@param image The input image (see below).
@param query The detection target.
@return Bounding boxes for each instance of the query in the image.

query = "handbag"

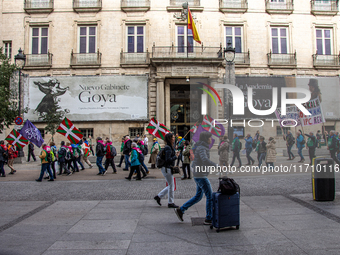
[218,177,240,195]
[171,166,180,175]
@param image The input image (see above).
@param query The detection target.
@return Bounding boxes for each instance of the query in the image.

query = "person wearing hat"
[148,138,160,168]
[308,78,322,102]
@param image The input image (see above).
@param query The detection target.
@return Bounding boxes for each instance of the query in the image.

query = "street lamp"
[14,48,26,159]
[14,48,26,117]
[223,40,235,143]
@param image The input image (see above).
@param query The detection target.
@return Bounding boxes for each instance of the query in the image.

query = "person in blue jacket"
[296,130,305,163]
[125,142,142,181]
[244,134,255,165]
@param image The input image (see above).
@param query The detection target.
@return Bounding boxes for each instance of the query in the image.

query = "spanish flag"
[188,7,201,44]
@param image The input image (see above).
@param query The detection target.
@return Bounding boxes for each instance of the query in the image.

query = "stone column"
[156,77,165,124]
[165,81,171,129]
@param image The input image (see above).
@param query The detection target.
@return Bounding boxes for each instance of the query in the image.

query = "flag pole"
[186,2,189,59]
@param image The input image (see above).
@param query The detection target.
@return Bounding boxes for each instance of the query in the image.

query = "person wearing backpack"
[122,136,132,171]
[148,138,160,169]
[230,133,242,168]
[305,132,317,165]
[36,144,54,182]
[137,138,149,175]
[182,140,192,180]
[104,140,117,174]
[27,142,36,162]
[245,134,255,165]
[125,142,142,180]
[325,131,340,165]
[284,130,295,161]
[174,131,217,225]
[0,140,7,177]
[218,135,229,168]
[258,136,267,168]
[96,137,106,175]
[65,142,74,173]
[58,141,72,176]
[154,133,180,208]
[296,130,305,163]
[265,137,276,169]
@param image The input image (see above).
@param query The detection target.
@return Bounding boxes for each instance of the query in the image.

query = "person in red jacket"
[7,143,17,175]
[105,140,117,173]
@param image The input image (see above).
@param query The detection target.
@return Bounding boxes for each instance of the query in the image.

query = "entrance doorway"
[170,84,202,139]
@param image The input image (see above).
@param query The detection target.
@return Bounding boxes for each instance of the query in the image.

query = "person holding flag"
[81,137,93,168]
[148,138,160,169]
[36,144,54,182]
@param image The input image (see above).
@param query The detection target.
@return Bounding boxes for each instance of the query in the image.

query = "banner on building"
[24,75,148,122]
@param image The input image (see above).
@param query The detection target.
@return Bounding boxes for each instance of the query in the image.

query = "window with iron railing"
[129,128,144,138]
[170,0,200,6]
[220,0,248,9]
[311,0,338,13]
[25,0,53,9]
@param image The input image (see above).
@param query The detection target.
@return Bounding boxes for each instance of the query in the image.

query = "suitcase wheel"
[236,225,239,230]
[216,228,220,233]
[210,225,213,230]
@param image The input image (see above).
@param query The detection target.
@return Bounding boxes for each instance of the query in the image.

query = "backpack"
[140,145,147,155]
[138,151,144,163]
[65,148,72,161]
[156,147,167,168]
[50,150,55,162]
[110,145,117,157]
[51,147,57,161]
[44,150,52,163]
[252,140,257,149]
[218,177,240,195]
[73,147,80,158]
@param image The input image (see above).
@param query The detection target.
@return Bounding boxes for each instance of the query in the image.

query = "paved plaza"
[1,150,340,254]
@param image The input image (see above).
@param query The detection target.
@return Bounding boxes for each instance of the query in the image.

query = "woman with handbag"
[154,133,179,208]
[174,131,217,225]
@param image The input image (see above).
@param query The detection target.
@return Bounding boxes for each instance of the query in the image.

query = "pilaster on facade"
[156,77,165,124]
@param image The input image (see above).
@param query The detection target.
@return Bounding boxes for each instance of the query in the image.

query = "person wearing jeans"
[174,131,217,225]
[244,134,255,165]
[284,131,295,160]
[36,144,54,182]
[154,133,179,208]
[96,137,106,175]
[123,136,132,170]
[258,136,267,168]
[296,131,305,163]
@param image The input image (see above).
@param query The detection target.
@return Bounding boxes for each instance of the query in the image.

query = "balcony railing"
[219,0,248,13]
[70,50,102,68]
[25,53,53,69]
[311,0,338,15]
[121,0,150,11]
[313,54,340,68]
[120,52,150,66]
[24,0,54,14]
[235,51,250,66]
[73,0,102,12]
[152,45,223,59]
[267,51,297,68]
[266,0,294,14]
[170,0,200,6]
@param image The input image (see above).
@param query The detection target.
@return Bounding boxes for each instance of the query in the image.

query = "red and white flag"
[201,115,225,137]
[189,122,198,134]
[146,118,170,140]
[57,117,83,144]
[5,129,29,148]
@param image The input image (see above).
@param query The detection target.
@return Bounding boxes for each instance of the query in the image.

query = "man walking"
[117,137,126,168]
[244,134,255,165]
[284,130,295,160]
[27,142,36,162]
[36,144,54,182]
[305,132,317,164]
[123,136,132,171]
[88,135,94,156]
[325,131,340,165]
[96,137,106,175]
[258,136,267,168]
[230,134,242,168]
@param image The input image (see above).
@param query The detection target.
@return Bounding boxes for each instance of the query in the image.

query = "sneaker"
[154,196,161,206]
[67,172,72,176]
[125,177,131,181]
[204,219,212,225]
[13,170,16,173]
[35,179,42,182]
[48,179,54,182]
[89,165,93,169]
[96,172,102,175]
[174,208,184,222]
[168,203,179,208]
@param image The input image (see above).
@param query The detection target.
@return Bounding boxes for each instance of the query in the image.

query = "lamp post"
[14,48,26,158]
[14,48,26,117]
[224,40,235,143]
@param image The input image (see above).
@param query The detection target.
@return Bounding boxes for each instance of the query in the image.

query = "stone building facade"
[1,0,340,147]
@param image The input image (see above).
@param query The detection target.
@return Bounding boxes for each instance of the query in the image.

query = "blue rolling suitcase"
[210,192,240,232]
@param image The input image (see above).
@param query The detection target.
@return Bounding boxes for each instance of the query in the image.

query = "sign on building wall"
[234,76,340,120]
[24,75,148,122]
